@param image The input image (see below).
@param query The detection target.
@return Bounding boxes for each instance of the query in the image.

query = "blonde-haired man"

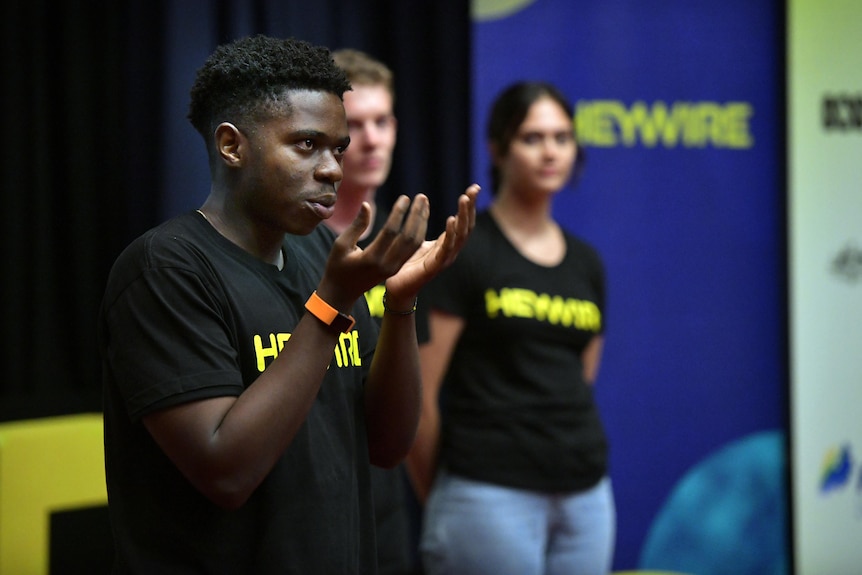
[330,48,423,575]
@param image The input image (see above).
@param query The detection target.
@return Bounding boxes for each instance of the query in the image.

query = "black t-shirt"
[99,212,379,574]
[429,210,609,493]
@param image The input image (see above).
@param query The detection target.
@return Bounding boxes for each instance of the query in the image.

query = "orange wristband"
[305,291,356,333]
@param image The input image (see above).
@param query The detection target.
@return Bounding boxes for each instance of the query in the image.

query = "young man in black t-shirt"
[99,35,478,574]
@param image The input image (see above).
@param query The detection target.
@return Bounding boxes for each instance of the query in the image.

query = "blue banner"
[473,1,786,572]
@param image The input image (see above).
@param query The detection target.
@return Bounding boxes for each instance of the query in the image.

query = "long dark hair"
[485,81,584,195]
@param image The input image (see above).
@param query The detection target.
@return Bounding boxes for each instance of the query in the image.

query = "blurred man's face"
[341,84,397,191]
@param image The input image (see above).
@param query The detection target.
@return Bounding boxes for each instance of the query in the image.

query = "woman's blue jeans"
[420,471,615,575]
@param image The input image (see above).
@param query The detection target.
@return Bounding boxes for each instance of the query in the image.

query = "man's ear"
[214,122,244,167]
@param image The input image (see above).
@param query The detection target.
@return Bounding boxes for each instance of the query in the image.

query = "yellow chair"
[0,413,108,575]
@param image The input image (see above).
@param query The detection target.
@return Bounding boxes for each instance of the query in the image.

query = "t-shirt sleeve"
[102,245,244,420]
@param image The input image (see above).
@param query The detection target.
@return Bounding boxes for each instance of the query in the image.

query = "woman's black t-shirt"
[429,210,609,493]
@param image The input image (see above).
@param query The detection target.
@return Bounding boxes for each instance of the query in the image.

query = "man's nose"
[359,122,381,146]
[317,150,343,183]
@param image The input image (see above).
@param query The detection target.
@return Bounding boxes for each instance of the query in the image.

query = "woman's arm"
[581,334,605,385]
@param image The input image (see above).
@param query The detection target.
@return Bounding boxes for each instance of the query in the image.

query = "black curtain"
[1,1,130,420]
[1,0,470,422]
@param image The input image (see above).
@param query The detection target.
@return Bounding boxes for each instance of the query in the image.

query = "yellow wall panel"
[0,414,107,575]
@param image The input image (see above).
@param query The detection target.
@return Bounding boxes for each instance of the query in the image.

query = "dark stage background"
[1,0,471,422]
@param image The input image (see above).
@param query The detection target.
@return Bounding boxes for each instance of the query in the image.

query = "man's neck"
[327,185,377,236]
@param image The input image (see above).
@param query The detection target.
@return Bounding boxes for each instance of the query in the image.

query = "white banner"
[789,0,862,572]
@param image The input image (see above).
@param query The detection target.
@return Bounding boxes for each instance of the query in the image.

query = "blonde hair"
[331,48,395,102]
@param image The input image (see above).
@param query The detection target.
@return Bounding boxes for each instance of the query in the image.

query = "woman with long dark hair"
[410,81,615,575]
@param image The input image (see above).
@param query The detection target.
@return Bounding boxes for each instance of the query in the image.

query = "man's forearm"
[364,314,422,467]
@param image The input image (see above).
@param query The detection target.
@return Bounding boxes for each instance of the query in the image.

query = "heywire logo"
[575,100,754,149]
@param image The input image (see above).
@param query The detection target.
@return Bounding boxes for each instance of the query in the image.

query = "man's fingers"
[367,194,428,263]
[371,195,411,250]
[431,184,480,268]
[463,184,480,229]
[449,184,480,249]
[337,201,372,249]
[458,184,480,231]
[399,194,429,244]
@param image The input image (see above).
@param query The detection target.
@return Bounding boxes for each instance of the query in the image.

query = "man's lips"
[307,195,336,219]
[353,155,384,171]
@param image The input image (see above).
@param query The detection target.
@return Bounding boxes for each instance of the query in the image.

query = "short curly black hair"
[187,35,351,140]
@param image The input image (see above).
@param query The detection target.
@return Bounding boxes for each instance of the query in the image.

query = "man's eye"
[302,139,315,149]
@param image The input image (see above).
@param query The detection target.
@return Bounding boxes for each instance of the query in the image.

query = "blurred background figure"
[410,81,615,575]
[330,48,427,575]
